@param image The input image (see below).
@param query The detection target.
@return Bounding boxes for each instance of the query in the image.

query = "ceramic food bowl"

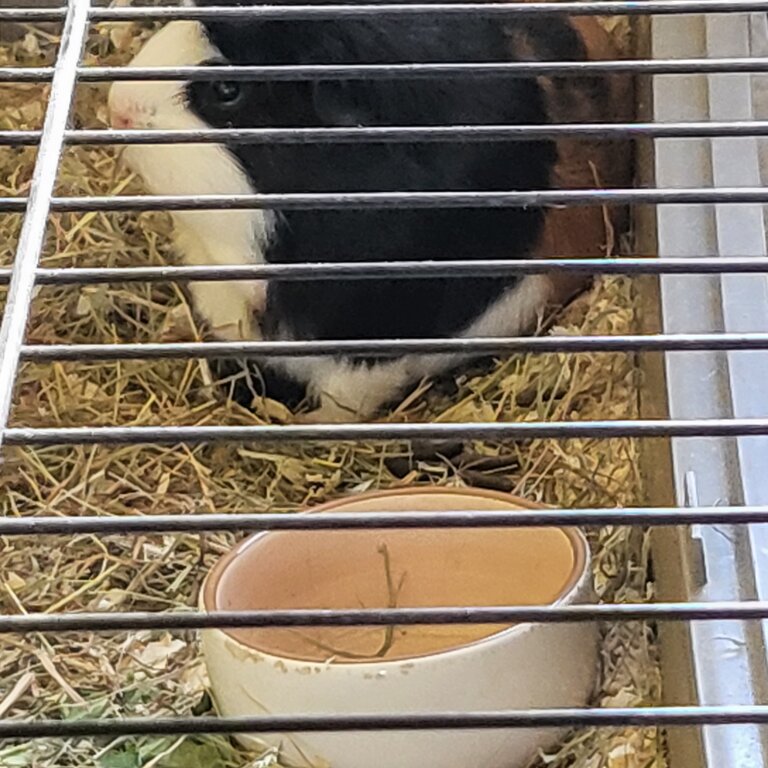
[200,487,598,768]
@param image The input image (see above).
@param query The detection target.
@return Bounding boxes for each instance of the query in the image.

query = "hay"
[0,19,664,768]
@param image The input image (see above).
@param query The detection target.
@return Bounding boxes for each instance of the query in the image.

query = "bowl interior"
[204,489,587,663]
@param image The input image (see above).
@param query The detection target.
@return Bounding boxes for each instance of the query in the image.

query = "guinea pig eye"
[211,81,242,106]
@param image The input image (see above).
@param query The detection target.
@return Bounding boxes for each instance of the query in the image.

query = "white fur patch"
[279,274,555,421]
[108,21,271,339]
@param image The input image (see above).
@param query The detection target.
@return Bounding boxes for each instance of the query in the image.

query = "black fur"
[186,6,586,407]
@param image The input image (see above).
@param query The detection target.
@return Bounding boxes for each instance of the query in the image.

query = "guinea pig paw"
[250,281,268,318]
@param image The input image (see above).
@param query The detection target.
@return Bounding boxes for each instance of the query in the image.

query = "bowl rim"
[200,487,592,666]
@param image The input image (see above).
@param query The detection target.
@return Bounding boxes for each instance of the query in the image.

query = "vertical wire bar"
[0,0,91,450]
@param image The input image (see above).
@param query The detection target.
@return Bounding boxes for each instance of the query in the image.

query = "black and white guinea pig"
[108,4,627,422]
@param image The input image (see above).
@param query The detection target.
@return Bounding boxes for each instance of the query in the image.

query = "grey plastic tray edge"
[654,10,768,768]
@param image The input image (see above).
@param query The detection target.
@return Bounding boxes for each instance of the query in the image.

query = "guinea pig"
[108,4,632,422]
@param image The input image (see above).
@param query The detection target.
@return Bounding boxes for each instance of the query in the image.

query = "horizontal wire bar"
[8,121,768,146]
[20,333,768,362]
[81,0,768,21]
[6,706,768,739]
[3,257,768,286]
[6,188,768,213]
[5,0,768,24]
[7,602,768,634]
[1,505,768,536]
[8,419,768,446]
[8,0,768,25]
[8,58,768,84]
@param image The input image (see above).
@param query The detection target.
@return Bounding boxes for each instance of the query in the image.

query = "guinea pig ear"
[311,80,373,127]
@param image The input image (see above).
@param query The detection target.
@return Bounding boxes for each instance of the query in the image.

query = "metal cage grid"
[2,0,768,762]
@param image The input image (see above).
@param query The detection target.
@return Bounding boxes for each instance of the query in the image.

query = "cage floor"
[0,19,663,768]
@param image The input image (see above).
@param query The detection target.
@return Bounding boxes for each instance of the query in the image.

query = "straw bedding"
[0,16,665,768]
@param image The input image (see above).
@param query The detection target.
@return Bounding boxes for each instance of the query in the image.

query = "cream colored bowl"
[200,488,598,768]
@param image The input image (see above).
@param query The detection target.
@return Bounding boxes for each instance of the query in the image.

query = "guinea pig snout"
[110,110,134,130]
[107,94,153,130]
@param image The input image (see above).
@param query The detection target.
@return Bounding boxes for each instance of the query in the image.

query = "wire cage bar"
[4,0,768,22]
[11,120,768,145]
[3,256,768,285]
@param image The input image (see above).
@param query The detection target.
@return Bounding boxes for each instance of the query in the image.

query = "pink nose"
[110,111,134,129]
